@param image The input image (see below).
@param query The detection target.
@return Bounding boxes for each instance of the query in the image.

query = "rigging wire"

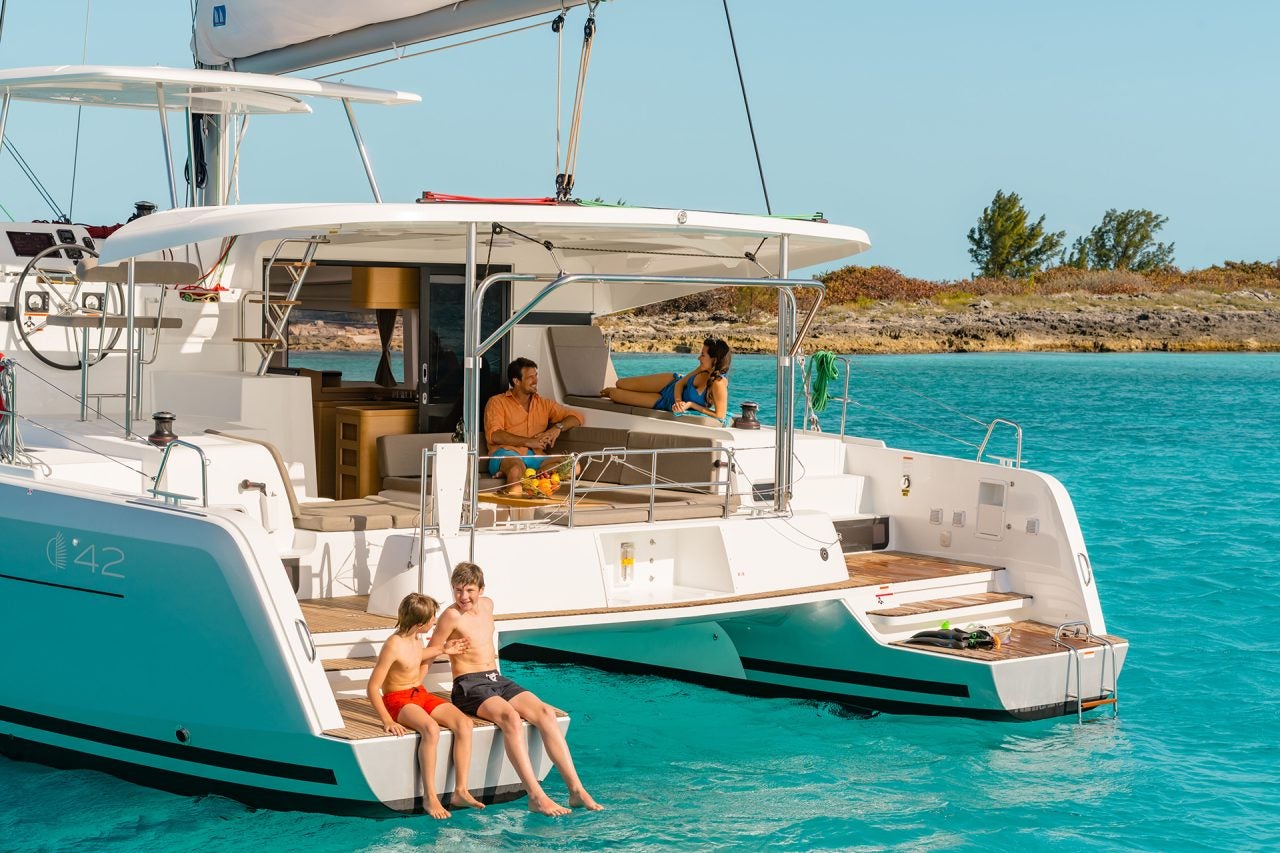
[852,363,990,428]
[68,0,94,221]
[2,138,67,220]
[556,1,599,201]
[721,0,771,215]
[6,362,158,476]
[553,5,566,180]
[314,18,551,80]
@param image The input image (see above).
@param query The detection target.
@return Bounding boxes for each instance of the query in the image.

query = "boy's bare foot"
[528,792,571,817]
[569,788,604,811]
[425,797,451,820]
[450,789,486,810]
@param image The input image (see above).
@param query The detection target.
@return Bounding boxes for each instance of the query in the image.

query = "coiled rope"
[808,350,840,413]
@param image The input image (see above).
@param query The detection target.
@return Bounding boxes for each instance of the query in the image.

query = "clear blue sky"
[2,0,1276,280]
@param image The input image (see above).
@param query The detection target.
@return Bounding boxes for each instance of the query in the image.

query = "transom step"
[322,654,447,672]
[867,591,1031,622]
[889,619,1123,662]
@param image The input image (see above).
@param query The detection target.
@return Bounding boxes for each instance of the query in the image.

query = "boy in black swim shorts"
[432,562,603,816]
[451,669,527,716]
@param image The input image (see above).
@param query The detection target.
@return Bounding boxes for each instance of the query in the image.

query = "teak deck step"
[867,591,1031,619]
[300,595,396,634]
[323,696,569,740]
[245,295,302,305]
[323,654,448,672]
[324,696,492,740]
[846,551,1004,586]
[889,619,1125,662]
[232,337,283,345]
[322,656,378,672]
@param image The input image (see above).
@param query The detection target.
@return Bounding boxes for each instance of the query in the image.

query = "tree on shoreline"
[1064,208,1175,271]
[967,190,1065,278]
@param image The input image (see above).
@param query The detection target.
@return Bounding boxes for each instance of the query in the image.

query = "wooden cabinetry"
[333,404,417,499]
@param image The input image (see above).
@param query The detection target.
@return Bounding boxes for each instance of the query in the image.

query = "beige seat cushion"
[377,432,455,479]
[548,326,617,397]
[564,394,724,427]
[553,425,631,483]
[620,431,718,493]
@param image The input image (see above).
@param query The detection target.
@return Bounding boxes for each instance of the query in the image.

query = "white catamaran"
[0,1,1126,815]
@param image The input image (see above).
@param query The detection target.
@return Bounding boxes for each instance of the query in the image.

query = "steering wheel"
[13,244,124,371]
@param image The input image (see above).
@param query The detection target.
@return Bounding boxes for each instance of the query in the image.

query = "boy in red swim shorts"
[367,592,485,818]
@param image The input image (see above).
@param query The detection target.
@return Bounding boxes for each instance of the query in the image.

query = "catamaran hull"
[498,599,1127,722]
[0,477,552,813]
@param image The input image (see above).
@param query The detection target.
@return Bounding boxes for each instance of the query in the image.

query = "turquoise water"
[4,352,1279,851]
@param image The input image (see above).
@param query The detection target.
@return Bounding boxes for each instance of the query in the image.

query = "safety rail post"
[0,356,16,463]
[977,418,1023,468]
[148,439,209,508]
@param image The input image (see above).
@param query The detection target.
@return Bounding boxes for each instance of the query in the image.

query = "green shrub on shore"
[629,259,1280,319]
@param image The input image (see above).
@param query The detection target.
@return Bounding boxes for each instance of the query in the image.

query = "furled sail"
[193,0,589,74]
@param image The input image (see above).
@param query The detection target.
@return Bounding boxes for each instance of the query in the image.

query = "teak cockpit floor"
[323,696,569,740]
[846,551,1004,586]
[498,551,1010,622]
[300,595,394,634]
[890,619,1126,662]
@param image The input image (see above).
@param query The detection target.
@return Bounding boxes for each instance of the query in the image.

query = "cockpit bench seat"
[206,429,428,532]
[562,394,725,427]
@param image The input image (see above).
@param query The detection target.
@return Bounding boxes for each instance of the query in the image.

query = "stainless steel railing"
[565,446,738,526]
[0,355,17,463]
[413,443,738,536]
[801,354,1024,468]
[149,439,210,507]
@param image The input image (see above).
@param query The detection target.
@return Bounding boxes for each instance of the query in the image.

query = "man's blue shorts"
[488,447,547,477]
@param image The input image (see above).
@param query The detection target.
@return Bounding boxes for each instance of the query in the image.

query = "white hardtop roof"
[97,203,871,276]
[0,65,420,114]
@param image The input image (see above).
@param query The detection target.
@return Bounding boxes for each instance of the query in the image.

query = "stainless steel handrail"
[977,418,1023,468]
[565,446,738,526]
[0,355,16,463]
[802,353,854,437]
[149,439,210,507]
[1053,620,1119,723]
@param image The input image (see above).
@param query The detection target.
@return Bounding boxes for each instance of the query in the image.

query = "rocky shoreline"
[283,290,1280,355]
[599,290,1280,354]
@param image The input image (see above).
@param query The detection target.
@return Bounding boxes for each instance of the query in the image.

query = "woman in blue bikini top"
[601,338,732,421]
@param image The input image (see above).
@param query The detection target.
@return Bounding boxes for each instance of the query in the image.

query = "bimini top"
[0,65,420,114]
[96,202,871,279]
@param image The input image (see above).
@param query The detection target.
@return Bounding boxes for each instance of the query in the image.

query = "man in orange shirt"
[484,357,583,493]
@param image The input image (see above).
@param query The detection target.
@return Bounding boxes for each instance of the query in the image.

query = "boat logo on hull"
[46,531,67,570]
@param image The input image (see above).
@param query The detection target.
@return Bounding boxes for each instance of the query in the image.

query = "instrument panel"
[1,222,96,269]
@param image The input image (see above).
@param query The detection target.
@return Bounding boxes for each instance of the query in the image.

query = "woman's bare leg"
[602,387,662,408]
[616,372,675,393]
